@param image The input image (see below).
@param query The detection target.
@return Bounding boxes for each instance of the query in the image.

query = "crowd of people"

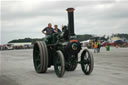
[88,40,101,53]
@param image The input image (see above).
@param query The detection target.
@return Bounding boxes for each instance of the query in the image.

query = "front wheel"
[81,49,94,75]
[54,50,65,77]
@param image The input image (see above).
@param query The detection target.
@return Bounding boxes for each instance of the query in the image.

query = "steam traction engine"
[33,8,94,77]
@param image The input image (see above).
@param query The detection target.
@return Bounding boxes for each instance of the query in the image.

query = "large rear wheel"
[54,50,65,77]
[81,49,94,75]
[33,41,48,73]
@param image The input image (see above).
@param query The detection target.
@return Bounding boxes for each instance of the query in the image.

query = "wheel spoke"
[35,50,39,54]
[35,58,40,62]
[83,60,89,64]
[85,64,89,72]
[37,64,41,70]
[56,58,61,66]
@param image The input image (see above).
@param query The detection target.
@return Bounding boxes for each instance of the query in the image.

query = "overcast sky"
[1,0,128,44]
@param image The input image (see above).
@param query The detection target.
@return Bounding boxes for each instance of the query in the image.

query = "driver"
[42,23,54,36]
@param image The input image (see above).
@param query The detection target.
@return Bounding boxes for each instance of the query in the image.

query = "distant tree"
[111,33,128,39]
[77,34,93,41]
[8,37,33,43]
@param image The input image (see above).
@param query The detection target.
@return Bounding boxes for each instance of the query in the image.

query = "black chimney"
[66,8,75,37]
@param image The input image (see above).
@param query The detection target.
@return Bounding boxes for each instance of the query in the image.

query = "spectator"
[94,42,98,53]
[97,40,101,53]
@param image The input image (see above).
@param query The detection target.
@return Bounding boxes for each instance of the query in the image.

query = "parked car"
[0,45,6,50]
[111,40,124,46]
[5,44,14,50]
[101,41,111,46]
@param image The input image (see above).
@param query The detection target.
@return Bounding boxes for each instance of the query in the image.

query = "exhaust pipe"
[66,8,75,37]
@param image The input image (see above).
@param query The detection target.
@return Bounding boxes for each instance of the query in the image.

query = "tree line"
[111,33,128,39]
[8,33,128,43]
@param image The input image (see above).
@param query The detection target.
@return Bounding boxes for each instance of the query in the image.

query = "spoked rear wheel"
[54,50,65,77]
[33,41,48,73]
[81,49,94,75]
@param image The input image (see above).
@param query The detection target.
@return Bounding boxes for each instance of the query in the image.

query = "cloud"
[1,0,128,44]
